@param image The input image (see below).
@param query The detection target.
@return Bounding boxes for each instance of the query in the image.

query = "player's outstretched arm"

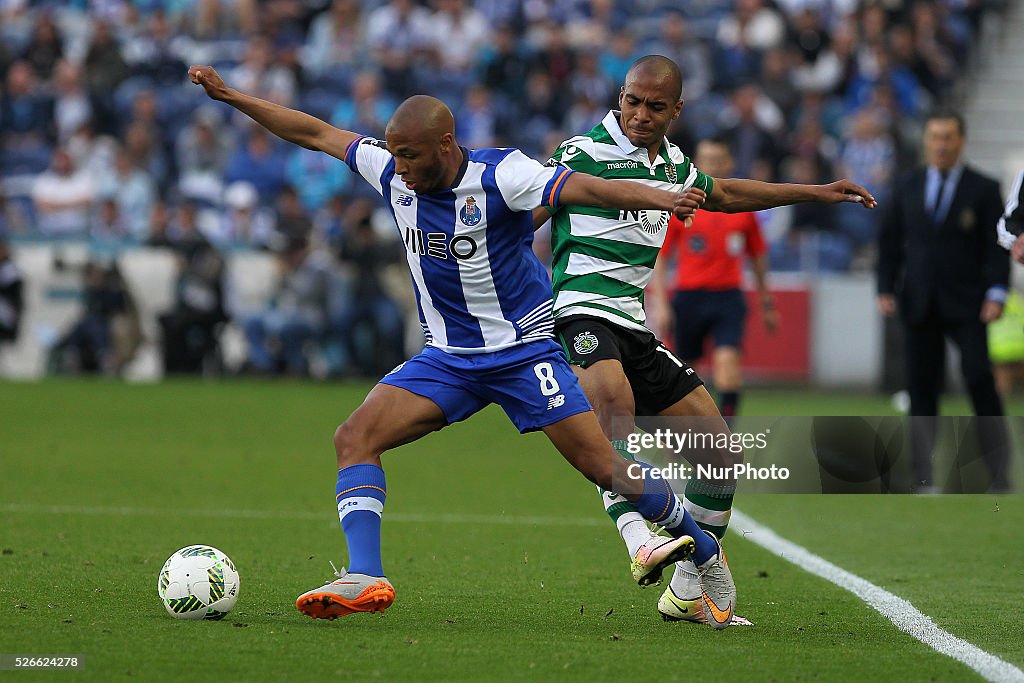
[556,172,705,220]
[704,178,877,213]
[188,65,360,161]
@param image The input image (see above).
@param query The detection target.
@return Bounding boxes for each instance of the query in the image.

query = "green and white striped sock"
[601,439,652,558]
[683,477,736,539]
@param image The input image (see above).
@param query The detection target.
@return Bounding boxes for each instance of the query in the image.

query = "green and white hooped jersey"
[547,110,713,332]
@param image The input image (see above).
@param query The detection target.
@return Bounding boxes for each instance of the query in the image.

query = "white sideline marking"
[731,509,1024,683]
[0,502,605,528]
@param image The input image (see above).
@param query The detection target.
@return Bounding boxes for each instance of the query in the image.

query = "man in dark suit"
[877,110,1011,492]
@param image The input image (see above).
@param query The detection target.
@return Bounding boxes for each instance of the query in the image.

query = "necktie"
[931,171,950,223]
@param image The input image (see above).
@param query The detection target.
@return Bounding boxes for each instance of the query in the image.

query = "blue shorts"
[379,340,592,433]
[672,289,747,361]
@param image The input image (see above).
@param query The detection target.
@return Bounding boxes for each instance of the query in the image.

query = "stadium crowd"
[0,0,1000,376]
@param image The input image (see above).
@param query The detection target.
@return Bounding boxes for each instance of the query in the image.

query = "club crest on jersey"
[460,196,482,226]
[666,162,679,184]
[573,331,599,355]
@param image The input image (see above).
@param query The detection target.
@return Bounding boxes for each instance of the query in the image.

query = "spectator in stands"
[598,31,638,86]
[480,23,531,105]
[21,11,64,83]
[122,121,170,190]
[176,105,236,205]
[194,0,257,39]
[532,23,576,92]
[301,0,367,81]
[158,232,229,374]
[92,197,130,241]
[846,45,924,119]
[82,20,130,109]
[53,61,93,144]
[759,48,800,120]
[286,143,351,214]
[0,239,23,347]
[425,0,489,96]
[98,149,156,241]
[0,61,54,177]
[64,125,117,214]
[717,0,786,52]
[720,83,784,180]
[231,34,297,108]
[122,10,188,89]
[569,49,613,108]
[242,234,336,376]
[457,84,506,149]
[652,12,711,105]
[329,70,395,140]
[836,108,895,249]
[32,148,96,236]
[216,181,276,249]
[334,199,403,377]
[223,127,288,204]
[365,0,432,98]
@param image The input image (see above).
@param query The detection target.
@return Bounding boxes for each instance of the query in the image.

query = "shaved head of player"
[385,95,463,193]
[618,55,684,154]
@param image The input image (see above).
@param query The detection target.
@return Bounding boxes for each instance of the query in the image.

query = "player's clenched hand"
[672,187,706,221]
[189,65,230,101]
[822,180,877,208]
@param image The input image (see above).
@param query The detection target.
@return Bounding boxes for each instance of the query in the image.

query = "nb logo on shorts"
[547,394,566,410]
[573,331,599,355]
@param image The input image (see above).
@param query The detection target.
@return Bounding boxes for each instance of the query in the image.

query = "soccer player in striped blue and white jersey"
[189,65,721,623]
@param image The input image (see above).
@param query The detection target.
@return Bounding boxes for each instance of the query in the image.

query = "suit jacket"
[877,164,1009,324]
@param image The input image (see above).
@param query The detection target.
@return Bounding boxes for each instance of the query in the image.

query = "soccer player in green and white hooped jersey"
[535,55,877,627]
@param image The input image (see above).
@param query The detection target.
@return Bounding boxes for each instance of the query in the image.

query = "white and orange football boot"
[296,563,395,620]
[658,531,749,628]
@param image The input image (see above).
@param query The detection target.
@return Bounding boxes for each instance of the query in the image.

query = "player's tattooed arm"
[705,177,877,213]
[188,65,361,162]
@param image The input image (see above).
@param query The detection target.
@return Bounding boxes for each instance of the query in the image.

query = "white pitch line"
[731,509,1024,683]
[0,502,605,528]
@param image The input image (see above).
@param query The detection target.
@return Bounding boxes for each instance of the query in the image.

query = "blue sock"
[335,463,387,577]
[630,461,718,565]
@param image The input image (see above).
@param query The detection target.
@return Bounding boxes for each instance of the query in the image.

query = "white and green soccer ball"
[157,545,240,620]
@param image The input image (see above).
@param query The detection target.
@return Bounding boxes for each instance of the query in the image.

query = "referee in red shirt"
[656,138,777,417]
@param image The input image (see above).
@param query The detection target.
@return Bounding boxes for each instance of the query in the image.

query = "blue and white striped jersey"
[343,136,575,354]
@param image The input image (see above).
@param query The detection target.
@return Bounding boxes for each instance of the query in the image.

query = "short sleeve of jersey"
[342,136,393,195]
[744,213,767,258]
[494,149,575,211]
[677,158,715,195]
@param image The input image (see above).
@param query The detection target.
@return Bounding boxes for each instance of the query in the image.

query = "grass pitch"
[1,380,1022,682]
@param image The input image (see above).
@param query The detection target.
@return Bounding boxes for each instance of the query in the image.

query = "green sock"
[683,477,736,540]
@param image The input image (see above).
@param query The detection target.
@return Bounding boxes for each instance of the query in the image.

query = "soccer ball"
[157,545,240,620]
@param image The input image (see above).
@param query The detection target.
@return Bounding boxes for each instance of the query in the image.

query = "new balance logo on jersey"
[547,394,566,410]
[395,194,413,206]
[404,226,478,260]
